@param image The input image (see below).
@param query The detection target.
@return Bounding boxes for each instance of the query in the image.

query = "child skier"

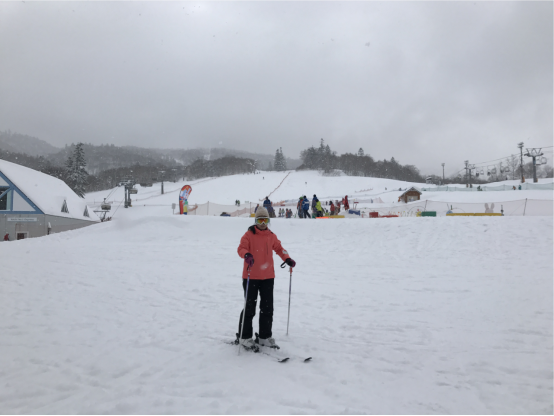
[236,207,296,349]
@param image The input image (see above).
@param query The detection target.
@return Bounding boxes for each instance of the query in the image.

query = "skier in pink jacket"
[236,206,296,349]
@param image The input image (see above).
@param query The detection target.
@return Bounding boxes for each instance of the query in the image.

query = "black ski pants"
[303,209,310,218]
[238,278,274,340]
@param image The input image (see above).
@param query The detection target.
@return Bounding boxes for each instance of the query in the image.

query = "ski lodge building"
[398,187,423,203]
[0,159,99,241]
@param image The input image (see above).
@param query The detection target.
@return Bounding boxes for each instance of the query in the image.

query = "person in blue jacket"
[263,196,275,218]
[311,194,319,218]
[302,195,311,219]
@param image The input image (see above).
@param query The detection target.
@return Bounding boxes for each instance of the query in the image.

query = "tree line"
[2,139,551,197]
[297,139,424,183]
[0,145,258,195]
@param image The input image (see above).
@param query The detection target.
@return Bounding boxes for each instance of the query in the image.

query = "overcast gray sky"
[0,1,552,176]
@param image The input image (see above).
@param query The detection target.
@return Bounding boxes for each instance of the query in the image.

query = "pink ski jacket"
[237,226,291,280]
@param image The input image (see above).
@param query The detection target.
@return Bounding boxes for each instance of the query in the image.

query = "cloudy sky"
[0,1,552,176]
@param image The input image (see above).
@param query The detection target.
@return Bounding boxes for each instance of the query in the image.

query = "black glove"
[244,253,255,267]
[285,258,296,268]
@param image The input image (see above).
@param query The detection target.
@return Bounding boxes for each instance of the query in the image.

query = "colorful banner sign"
[179,185,192,214]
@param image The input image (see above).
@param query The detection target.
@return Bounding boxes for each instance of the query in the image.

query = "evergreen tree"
[66,143,88,197]
[274,147,287,171]
[274,148,281,171]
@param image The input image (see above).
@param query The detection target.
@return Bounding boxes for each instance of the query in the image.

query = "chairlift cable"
[111,200,125,218]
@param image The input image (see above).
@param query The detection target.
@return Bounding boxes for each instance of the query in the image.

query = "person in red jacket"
[236,206,296,349]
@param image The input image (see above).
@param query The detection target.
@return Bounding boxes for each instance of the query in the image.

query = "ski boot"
[255,333,280,349]
[235,333,259,352]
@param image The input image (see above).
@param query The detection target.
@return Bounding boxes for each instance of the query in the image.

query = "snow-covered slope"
[85,170,553,212]
[0,211,552,413]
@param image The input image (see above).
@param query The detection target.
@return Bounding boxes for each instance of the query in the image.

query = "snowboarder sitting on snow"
[237,207,296,349]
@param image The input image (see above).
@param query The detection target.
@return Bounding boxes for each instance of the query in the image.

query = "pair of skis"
[229,333,312,363]
[234,264,309,363]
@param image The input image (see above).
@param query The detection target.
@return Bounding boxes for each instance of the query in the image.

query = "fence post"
[424,200,428,212]
[523,198,527,216]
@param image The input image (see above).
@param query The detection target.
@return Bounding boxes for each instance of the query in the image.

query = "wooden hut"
[398,187,422,203]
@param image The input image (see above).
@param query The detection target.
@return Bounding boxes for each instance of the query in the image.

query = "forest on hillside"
[297,140,425,183]
[1,130,551,196]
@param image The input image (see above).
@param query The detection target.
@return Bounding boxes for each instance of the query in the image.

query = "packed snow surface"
[1,172,553,414]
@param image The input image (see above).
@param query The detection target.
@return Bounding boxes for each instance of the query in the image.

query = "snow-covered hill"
[87,171,554,205]
[85,170,553,218]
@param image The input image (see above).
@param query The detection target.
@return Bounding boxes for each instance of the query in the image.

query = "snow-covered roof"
[0,159,99,222]
[399,186,422,197]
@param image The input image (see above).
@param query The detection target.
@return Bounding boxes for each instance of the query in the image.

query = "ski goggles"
[255,217,270,224]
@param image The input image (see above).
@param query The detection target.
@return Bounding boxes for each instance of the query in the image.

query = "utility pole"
[518,142,525,183]
[464,160,469,187]
[441,163,445,182]
[524,148,544,183]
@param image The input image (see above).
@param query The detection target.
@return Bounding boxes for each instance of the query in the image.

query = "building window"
[0,187,12,211]
[61,200,69,213]
[83,206,89,217]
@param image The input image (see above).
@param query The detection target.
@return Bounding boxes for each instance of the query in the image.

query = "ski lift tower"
[524,148,544,183]
[158,170,166,195]
[518,142,525,183]
[119,176,137,208]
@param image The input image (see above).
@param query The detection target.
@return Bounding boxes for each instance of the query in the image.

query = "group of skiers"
[296,194,350,218]
[253,195,351,219]
[277,208,293,218]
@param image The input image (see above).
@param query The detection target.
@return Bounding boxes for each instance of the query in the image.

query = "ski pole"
[238,266,251,355]
[280,262,293,335]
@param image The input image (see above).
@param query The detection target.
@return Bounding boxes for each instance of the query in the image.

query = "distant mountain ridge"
[0,130,301,173]
[0,130,60,156]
